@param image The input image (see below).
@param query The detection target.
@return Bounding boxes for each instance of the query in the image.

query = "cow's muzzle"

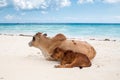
[28,41,32,47]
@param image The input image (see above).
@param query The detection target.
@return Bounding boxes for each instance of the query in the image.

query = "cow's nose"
[28,41,32,47]
[51,55,53,58]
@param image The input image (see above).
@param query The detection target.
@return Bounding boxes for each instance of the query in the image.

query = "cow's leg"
[46,56,57,61]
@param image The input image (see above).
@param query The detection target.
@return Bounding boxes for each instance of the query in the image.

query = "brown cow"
[51,48,91,68]
[29,32,96,60]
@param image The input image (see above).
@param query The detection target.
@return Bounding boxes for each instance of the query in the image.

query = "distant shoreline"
[0,33,119,42]
[0,23,120,25]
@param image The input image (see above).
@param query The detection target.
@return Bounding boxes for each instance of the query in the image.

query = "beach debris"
[4,34,14,36]
[19,34,32,37]
[104,39,110,41]
[112,40,116,42]
[37,52,41,54]
[116,73,119,76]
[90,38,95,40]
[97,65,100,68]
[0,77,4,79]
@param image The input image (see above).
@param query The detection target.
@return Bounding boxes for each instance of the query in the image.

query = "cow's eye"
[32,37,35,41]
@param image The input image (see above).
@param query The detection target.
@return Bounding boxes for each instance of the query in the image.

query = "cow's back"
[58,40,96,60]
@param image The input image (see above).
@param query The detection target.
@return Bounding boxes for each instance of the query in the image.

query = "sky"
[0,0,120,23]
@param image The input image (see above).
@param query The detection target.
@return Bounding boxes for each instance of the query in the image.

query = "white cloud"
[13,0,71,10]
[77,0,120,4]
[41,11,48,14]
[21,13,26,16]
[4,14,21,20]
[59,0,71,8]
[5,14,14,20]
[114,16,120,19]
[77,0,94,4]
[0,0,7,7]
[103,0,120,3]
[13,0,47,10]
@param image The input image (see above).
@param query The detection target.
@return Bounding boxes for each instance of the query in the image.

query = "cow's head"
[29,32,48,48]
[51,48,64,60]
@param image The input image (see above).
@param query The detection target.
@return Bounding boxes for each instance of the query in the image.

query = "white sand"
[0,35,120,80]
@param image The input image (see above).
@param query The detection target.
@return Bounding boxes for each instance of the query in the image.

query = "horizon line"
[0,23,120,25]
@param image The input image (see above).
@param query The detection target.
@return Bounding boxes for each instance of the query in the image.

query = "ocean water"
[0,23,120,39]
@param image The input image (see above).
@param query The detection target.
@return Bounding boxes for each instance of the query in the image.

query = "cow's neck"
[38,37,53,58]
[39,37,52,51]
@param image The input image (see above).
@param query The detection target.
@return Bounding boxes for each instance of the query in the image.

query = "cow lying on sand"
[29,32,96,60]
[51,47,91,68]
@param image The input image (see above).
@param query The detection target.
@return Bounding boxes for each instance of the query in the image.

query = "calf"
[51,48,91,68]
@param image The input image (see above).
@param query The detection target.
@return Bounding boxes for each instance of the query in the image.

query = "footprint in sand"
[0,77,4,79]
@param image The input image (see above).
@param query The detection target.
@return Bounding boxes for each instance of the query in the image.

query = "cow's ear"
[43,33,47,37]
[36,32,42,36]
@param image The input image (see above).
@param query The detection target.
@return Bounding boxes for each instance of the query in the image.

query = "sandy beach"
[0,35,120,80]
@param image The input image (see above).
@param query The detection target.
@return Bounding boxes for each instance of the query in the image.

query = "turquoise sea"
[0,23,120,39]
